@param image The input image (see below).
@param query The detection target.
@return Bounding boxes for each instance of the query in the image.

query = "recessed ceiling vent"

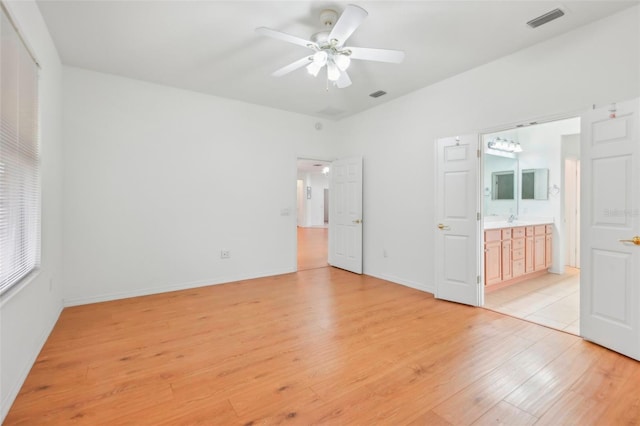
[369,90,387,98]
[527,8,565,28]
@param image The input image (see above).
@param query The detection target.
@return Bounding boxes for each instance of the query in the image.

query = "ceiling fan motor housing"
[319,9,338,28]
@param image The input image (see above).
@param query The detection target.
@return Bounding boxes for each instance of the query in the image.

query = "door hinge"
[477,275,481,284]
[477,212,481,221]
[477,149,481,158]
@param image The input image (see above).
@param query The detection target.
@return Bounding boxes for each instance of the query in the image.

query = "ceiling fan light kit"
[256,4,405,89]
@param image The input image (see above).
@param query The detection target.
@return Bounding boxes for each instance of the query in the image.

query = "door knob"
[438,223,450,230]
[353,219,362,224]
[619,236,640,245]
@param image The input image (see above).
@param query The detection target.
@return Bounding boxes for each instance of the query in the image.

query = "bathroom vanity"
[484,222,552,290]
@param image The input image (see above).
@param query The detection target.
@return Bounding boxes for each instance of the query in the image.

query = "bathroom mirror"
[521,168,549,200]
[492,171,515,200]
[484,153,517,216]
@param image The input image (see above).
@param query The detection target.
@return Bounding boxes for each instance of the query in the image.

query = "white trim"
[366,271,434,295]
[1,302,63,421]
[63,267,296,307]
[0,269,41,307]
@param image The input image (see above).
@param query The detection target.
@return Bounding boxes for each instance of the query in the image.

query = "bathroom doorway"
[296,158,330,271]
[482,117,581,335]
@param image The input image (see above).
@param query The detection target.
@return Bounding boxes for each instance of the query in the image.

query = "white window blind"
[0,6,40,295]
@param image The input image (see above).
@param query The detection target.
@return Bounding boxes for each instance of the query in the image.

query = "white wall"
[62,67,332,305]
[0,1,63,421]
[328,6,640,293]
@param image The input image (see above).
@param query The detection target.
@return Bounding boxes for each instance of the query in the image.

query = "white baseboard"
[62,267,296,307]
[366,271,435,295]
[1,301,63,422]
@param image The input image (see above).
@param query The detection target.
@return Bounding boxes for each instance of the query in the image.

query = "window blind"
[0,7,40,295]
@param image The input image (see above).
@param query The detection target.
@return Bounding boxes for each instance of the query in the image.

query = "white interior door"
[581,98,640,361]
[329,157,363,274]
[435,135,481,306]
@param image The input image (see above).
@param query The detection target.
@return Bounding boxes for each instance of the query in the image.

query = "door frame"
[294,156,335,271]
[477,110,583,308]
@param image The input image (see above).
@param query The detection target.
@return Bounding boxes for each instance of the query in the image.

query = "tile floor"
[484,267,580,335]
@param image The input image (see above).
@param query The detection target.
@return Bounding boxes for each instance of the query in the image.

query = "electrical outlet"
[383,249,388,258]
[220,250,230,259]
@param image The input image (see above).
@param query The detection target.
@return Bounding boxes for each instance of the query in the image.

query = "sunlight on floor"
[485,267,580,335]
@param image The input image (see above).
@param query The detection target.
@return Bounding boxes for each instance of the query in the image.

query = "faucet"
[508,214,517,223]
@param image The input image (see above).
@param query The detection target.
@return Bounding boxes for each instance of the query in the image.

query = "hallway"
[297,227,328,271]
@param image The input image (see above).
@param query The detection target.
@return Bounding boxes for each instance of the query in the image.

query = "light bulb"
[327,61,340,81]
[333,54,351,71]
[313,51,328,66]
[306,62,322,77]
[514,143,523,153]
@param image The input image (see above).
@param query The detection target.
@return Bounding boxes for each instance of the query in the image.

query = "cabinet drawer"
[546,224,553,234]
[512,227,526,238]
[485,229,502,242]
[526,226,534,236]
[512,248,525,260]
[534,225,546,235]
[513,260,525,277]
[512,238,525,250]
[502,229,512,239]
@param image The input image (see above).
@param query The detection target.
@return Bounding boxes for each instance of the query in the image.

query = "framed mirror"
[521,168,549,200]
[484,153,518,216]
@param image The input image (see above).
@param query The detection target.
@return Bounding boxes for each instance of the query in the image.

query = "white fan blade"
[329,4,368,46]
[346,47,405,63]
[256,27,316,49]
[336,70,352,88]
[272,56,313,77]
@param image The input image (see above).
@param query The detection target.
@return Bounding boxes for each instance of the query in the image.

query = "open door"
[581,98,640,361]
[329,157,363,274]
[435,135,481,306]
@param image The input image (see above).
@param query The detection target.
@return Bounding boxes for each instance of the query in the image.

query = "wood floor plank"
[4,267,640,425]
[471,400,537,426]
[503,339,607,417]
[535,348,640,425]
[297,227,328,271]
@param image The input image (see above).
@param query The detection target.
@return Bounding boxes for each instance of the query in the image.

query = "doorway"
[481,117,581,335]
[296,158,330,271]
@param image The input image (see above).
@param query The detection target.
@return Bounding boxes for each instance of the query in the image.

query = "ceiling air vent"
[527,8,565,28]
[369,90,387,98]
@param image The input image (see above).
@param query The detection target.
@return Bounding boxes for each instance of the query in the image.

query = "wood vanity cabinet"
[545,225,553,268]
[484,230,502,286]
[484,223,553,289]
[534,225,547,272]
[525,227,534,273]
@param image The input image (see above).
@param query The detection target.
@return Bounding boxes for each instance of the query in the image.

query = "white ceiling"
[297,158,331,174]
[37,1,637,120]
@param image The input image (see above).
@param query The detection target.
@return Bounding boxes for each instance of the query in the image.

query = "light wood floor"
[297,226,328,271]
[5,268,640,425]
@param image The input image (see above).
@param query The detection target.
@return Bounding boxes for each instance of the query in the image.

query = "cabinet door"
[534,235,546,271]
[501,239,512,280]
[545,234,553,267]
[485,241,502,285]
[525,236,534,273]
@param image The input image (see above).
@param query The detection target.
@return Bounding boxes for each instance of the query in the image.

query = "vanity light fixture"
[488,137,523,153]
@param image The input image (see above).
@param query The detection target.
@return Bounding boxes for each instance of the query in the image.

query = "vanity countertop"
[483,219,553,230]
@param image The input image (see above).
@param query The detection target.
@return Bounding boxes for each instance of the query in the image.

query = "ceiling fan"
[256,4,405,89]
